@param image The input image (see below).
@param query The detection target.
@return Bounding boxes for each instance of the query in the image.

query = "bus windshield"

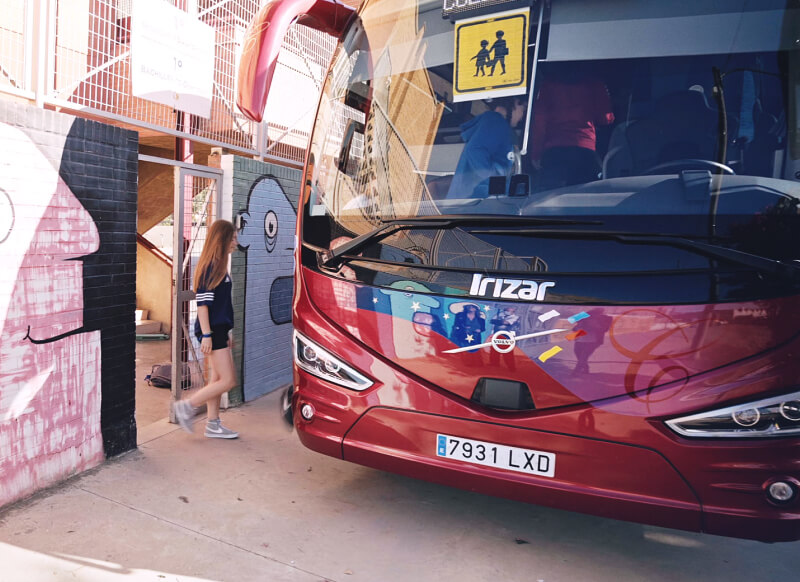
[302,0,800,284]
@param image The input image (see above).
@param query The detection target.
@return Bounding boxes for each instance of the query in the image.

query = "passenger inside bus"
[444,95,526,200]
[426,53,785,205]
[528,63,615,190]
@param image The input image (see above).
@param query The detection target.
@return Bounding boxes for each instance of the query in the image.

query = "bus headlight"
[293,331,373,391]
[665,390,800,438]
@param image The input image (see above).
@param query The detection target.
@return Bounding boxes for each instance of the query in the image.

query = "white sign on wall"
[131,0,215,119]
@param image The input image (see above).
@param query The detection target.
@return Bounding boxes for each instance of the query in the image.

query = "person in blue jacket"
[446,96,525,199]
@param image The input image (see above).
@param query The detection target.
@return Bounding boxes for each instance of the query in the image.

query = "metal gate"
[170,164,222,413]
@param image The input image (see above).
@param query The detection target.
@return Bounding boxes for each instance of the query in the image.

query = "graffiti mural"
[237,176,297,400]
[0,120,103,504]
[0,105,137,507]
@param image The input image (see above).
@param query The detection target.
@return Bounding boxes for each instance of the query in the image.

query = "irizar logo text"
[469,274,555,302]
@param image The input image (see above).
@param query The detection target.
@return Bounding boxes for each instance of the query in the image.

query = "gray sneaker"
[172,399,196,433]
[205,419,239,439]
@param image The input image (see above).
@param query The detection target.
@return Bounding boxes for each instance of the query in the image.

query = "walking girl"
[172,219,240,438]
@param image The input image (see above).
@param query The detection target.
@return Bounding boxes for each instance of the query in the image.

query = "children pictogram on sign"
[472,31,509,77]
[489,30,508,76]
[471,40,491,76]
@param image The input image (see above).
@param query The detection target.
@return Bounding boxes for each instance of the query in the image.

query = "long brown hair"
[193,219,235,291]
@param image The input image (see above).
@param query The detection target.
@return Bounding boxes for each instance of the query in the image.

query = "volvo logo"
[469,274,555,302]
[490,331,516,353]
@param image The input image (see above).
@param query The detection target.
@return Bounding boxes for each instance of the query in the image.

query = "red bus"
[238,0,800,542]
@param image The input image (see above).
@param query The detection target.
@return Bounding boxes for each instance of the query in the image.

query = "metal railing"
[0,0,34,98]
[0,0,338,164]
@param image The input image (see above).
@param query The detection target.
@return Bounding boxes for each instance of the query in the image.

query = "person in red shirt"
[529,64,615,190]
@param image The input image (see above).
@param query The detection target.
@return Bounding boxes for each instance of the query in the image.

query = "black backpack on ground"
[146,363,172,388]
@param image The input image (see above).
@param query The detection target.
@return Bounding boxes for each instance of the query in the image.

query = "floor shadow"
[134,339,172,428]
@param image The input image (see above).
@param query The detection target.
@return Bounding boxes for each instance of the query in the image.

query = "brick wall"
[0,102,138,507]
[228,157,300,403]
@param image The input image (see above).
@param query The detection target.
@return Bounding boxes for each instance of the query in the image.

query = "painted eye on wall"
[0,189,14,244]
[264,210,278,252]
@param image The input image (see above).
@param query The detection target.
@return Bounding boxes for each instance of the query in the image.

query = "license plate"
[436,434,556,478]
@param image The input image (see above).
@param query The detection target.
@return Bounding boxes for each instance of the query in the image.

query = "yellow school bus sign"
[453,8,529,102]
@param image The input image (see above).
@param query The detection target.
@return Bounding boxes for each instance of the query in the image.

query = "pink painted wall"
[0,104,138,507]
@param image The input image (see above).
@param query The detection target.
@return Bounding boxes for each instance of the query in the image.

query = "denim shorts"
[196,325,232,351]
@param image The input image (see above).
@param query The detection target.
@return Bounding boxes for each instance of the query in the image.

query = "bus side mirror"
[344,50,372,114]
[337,120,365,176]
[237,0,356,122]
[344,80,371,114]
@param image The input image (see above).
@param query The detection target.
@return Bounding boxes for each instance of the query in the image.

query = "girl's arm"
[197,305,213,353]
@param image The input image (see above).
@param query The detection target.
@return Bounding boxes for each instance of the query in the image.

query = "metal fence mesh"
[180,173,217,391]
[0,0,30,95]
[0,0,340,164]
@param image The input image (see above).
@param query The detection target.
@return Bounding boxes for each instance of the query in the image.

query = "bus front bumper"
[293,395,800,543]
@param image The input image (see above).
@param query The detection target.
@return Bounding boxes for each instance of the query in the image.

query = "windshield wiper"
[318,214,601,268]
[471,227,799,280]
[616,234,800,281]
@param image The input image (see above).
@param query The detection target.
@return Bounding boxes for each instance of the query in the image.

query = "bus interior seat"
[653,89,718,162]
[602,143,633,179]
[603,118,663,177]
[604,89,727,178]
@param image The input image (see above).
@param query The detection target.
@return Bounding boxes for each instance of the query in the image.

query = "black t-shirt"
[194,269,234,336]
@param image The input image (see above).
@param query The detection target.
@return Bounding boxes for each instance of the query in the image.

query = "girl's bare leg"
[187,347,235,416]
[204,357,221,421]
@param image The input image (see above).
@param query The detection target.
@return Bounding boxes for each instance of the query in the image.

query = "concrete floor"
[1,390,798,582]
[134,339,172,430]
